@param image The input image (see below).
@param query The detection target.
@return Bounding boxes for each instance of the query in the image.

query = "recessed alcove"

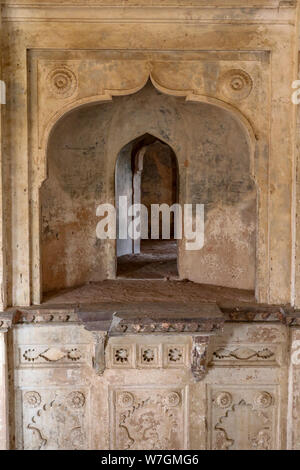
[41,81,256,302]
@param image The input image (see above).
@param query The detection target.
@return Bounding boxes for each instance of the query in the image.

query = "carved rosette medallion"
[24,391,42,408]
[47,66,77,99]
[165,392,181,407]
[118,392,134,408]
[220,69,253,101]
[66,391,85,409]
[254,391,273,409]
[215,392,233,409]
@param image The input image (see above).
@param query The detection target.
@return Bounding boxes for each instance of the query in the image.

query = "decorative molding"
[13,308,79,324]
[213,346,275,361]
[2,2,297,26]
[22,347,82,363]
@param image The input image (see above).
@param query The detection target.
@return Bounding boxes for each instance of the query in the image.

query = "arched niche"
[39,82,256,299]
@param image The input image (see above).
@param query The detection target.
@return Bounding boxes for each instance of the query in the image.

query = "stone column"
[0,5,6,310]
[0,316,11,450]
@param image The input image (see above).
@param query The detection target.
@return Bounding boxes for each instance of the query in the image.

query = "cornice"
[0,1,297,8]
[1,1,297,25]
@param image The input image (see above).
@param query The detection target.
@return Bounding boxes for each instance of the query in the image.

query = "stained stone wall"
[0,0,297,306]
[1,0,300,452]
[42,84,255,293]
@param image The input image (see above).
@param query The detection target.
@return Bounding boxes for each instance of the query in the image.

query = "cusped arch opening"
[40,81,257,300]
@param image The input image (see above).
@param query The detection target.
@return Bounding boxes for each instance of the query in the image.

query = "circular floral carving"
[165,392,181,407]
[118,392,134,408]
[254,391,273,409]
[220,69,253,101]
[115,348,129,363]
[215,392,233,409]
[47,66,77,99]
[142,348,155,362]
[24,391,41,408]
[168,347,183,363]
[66,391,85,409]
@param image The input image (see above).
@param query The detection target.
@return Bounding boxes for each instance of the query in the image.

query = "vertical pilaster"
[0,315,11,450]
[0,5,6,310]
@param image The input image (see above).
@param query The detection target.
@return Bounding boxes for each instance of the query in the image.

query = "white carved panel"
[107,336,190,370]
[208,386,278,450]
[20,388,89,450]
[110,386,188,450]
[16,344,92,368]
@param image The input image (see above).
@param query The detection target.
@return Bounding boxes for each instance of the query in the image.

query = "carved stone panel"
[209,386,277,450]
[110,387,187,450]
[21,388,89,450]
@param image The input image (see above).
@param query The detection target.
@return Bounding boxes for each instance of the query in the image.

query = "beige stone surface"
[0,0,297,306]
[1,0,300,450]
[7,321,289,450]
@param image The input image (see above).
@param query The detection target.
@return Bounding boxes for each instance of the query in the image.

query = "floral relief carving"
[213,347,274,361]
[47,66,78,99]
[220,69,253,101]
[251,429,271,450]
[24,391,42,408]
[22,347,82,363]
[142,348,155,363]
[114,348,129,364]
[168,347,183,363]
[115,389,184,450]
[118,392,134,408]
[25,390,87,450]
[66,391,86,409]
[215,392,233,409]
[254,391,273,409]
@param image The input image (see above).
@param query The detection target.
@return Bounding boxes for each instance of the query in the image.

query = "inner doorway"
[115,134,179,279]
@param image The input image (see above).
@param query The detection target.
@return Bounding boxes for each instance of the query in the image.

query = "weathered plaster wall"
[42,84,255,293]
[0,1,295,305]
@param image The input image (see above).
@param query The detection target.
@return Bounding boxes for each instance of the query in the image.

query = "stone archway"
[40,81,256,297]
[115,133,179,280]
